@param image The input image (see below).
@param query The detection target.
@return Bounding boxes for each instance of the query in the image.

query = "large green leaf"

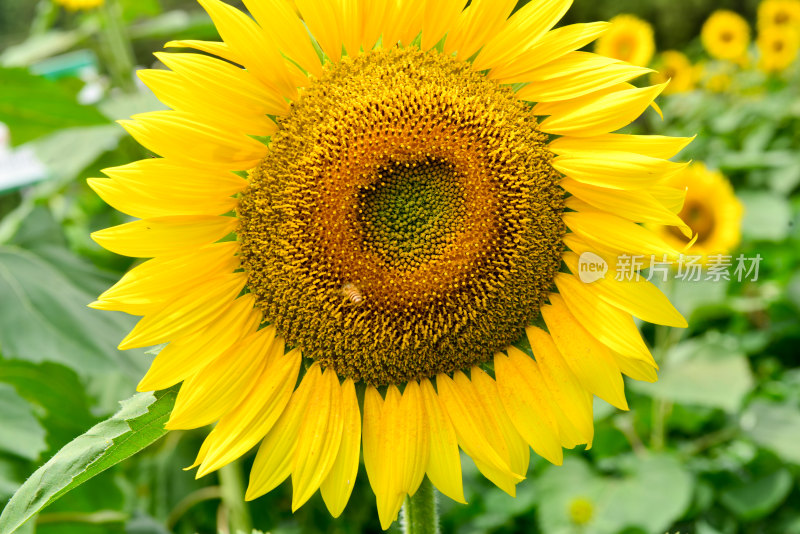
[0,68,108,146]
[632,334,754,412]
[0,358,97,452]
[719,469,793,521]
[742,400,800,464]
[0,387,178,534]
[0,384,47,461]
[535,454,693,534]
[0,245,147,380]
[738,190,793,242]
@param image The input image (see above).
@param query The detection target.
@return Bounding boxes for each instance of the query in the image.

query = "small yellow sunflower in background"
[53,0,104,10]
[758,24,800,71]
[89,0,692,528]
[695,61,735,92]
[654,163,743,261]
[758,0,800,29]
[651,50,696,94]
[594,14,656,67]
[702,10,751,61]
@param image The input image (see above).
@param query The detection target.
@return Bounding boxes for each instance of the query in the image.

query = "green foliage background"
[0,0,799,533]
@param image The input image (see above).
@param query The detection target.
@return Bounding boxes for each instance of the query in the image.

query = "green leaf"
[0,387,178,534]
[28,124,124,182]
[0,384,47,461]
[741,400,800,464]
[719,469,793,521]
[595,454,694,534]
[738,190,793,242]
[535,454,692,534]
[0,358,97,451]
[0,245,147,380]
[632,333,754,412]
[0,68,108,146]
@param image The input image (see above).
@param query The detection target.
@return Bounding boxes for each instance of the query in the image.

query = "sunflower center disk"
[359,159,466,271]
[238,48,565,385]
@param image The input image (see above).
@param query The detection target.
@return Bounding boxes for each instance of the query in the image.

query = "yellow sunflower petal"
[537,83,667,136]
[320,378,361,518]
[444,0,517,60]
[489,21,609,83]
[562,251,687,328]
[517,59,652,102]
[470,367,533,475]
[561,178,691,237]
[119,272,245,350]
[552,151,688,191]
[362,386,391,528]
[119,111,268,170]
[473,0,572,72]
[196,346,301,476]
[397,381,430,497]
[525,327,595,445]
[360,0,390,51]
[87,177,238,219]
[563,211,681,257]
[613,352,659,382]
[542,294,629,410]
[292,367,345,511]
[102,158,247,195]
[93,242,239,314]
[422,0,466,50]
[197,0,296,99]
[167,326,277,429]
[420,379,465,504]
[549,134,695,159]
[383,0,425,47]
[555,273,655,364]
[164,40,240,63]
[437,372,523,495]
[493,350,566,463]
[152,52,290,117]
[295,0,343,62]
[91,215,237,259]
[136,295,261,392]
[246,363,320,501]
[650,184,688,213]
[364,386,406,530]
[241,0,322,77]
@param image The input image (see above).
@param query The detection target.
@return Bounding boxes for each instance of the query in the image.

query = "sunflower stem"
[97,0,136,93]
[650,276,680,451]
[218,461,252,534]
[401,478,439,534]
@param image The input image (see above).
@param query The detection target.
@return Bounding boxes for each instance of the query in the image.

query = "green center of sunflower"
[237,47,565,386]
[359,158,466,271]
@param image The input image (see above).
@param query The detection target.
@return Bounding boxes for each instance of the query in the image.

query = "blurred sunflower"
[758,0,800,29]
[54,0,104,10]
[594,14,655,67]
[758,24,800,71]
[90,0,691,528]
[651,51,696,94]
[654,163,742,261]
[702,10,751,62]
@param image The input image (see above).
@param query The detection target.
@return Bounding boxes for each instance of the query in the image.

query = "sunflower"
[651,51,696,94]
[653,163,742,262]
[89,0,692,529]
[54,0,104,10]
[702,10,751,62]
[594,14,655,67]
[758,24,800,71]
[758,0,800,29]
